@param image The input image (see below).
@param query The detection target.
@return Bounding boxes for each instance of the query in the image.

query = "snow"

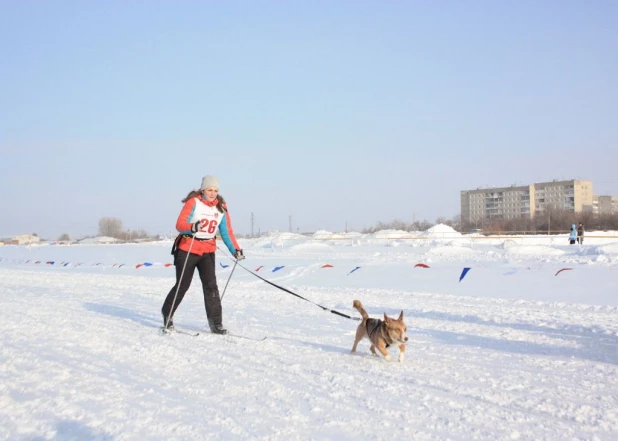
[1,230,618,440]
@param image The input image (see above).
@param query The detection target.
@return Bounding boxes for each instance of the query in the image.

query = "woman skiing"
[161,175,244,334]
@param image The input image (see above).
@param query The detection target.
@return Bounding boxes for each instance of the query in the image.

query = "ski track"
[1,265,617,441]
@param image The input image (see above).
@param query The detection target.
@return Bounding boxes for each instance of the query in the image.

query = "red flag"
[555,268,573,276]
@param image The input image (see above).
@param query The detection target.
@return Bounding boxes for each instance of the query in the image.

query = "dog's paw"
[384,354,392,362]
[398,353,405,363]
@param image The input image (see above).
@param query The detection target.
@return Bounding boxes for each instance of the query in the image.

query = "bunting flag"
[2,254,591,281]
[555,268,573,276]
[347,266,361,275]
[459,267,471,282]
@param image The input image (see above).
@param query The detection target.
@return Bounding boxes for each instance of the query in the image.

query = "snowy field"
[1,226,618,441]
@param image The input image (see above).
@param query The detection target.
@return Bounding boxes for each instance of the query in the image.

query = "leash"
[217,247,360,321]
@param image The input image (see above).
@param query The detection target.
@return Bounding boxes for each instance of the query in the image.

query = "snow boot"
[211,325,228,335]
[208,319,227,335]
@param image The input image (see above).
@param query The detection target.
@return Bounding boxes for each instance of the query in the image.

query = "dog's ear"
[398,310,404,321]
[383,312,390,322]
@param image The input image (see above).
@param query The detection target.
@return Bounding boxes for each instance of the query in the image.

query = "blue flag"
[347,266,361,275]
[459,267,471,282]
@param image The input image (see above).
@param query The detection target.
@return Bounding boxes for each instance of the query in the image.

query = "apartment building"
[461,179,594,225]
[533,179,593,214]
[461,184,534,224]
[593,195,618,215]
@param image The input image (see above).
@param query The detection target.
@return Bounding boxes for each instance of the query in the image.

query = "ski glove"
[234,249,245,260]
[191,221,201,233]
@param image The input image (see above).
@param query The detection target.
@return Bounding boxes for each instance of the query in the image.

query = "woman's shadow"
[30,419,113,440]
[83,302,161,330]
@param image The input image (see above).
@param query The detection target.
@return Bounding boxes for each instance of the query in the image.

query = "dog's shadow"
[269,336,396,362]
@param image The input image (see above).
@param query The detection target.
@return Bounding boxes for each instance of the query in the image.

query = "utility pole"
[289,215,292,233]
[251,212,254,238]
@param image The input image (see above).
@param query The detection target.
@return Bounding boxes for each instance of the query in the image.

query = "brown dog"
[351,300,408,362]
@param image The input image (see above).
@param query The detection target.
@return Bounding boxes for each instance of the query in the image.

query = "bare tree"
[98,217,123,238]
[58,233,70,242]
[361,218,437,233]
[119,228,150,242]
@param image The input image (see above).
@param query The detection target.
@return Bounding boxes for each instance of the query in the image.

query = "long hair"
[182,190,226,213]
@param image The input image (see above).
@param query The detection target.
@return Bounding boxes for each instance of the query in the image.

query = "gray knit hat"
[200,175,219,190]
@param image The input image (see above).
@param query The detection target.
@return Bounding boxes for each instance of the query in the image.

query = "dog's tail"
[353,300,368,320]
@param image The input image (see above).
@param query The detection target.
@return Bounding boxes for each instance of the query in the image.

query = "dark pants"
[161,250,222,327]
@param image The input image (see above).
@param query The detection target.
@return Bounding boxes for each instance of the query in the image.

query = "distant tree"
[435,216,452,227]
[361,218,435,233]
[459,209,618,234]
[98,217,123,238]
[58,233,70,241]
[450,214,462,232]
[120,228,150,242]
[409,219,432,231]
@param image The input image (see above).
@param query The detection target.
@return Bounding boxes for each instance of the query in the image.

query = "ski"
[176,329,200,336]
[160,327,200,337]
[159,327,264,340]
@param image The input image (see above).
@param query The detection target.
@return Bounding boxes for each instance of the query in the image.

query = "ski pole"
[164,235,195,330]
[220,258,238,301]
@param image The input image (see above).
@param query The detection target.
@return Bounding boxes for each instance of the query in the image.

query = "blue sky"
[1,0,617,239]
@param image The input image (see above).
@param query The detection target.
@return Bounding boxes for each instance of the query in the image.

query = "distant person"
[161,175,245,335]
[569,224,577,245]
[577,222,584,244]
